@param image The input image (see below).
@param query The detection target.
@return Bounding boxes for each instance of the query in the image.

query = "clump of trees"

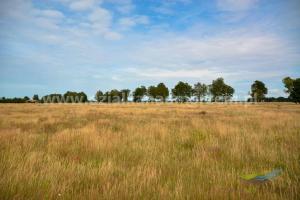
[92,78,234,103]
[40,94,63,103]
[64,91,88,103]
[147,83,169,102]
[40,91,88,103]
[95,89,131,103]
[0,97,28,103]
[263,97,291,102]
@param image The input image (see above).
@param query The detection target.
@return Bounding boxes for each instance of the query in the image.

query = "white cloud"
[103,31,122,40]
[119,18,136,27]
[152,6,174,15]
[130,34,288,67]
[106,0,135,14]
[118,15,149,29]
[88,7,122,40]
[33,17,60,30]
[126,68,230,80]
[89,7,112,26]
[69,0,100,11]
[119,30,298,82]
[135,16,149,24]
[37,9,64,19]
[215,0,260,22]
[217,0,258,11]
[152,0,191,15]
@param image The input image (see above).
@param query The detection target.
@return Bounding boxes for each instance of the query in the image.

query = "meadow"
[0,103,299,199]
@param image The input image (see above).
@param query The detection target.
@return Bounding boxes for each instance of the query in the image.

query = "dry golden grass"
[0,103,299,199]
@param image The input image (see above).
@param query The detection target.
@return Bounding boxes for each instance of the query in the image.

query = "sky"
[0,0,299,100]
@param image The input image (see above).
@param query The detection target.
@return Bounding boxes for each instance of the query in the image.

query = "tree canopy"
[282,77,300,103]
[193,82,208,102]
[32,94,39,101]
[209,78,234,102]
[287,78,300,103]
[133,86,147,102]
[95,90,104,102]
[172,81,192,102]
[147,83,169,102]
[121,89,130,102]
[250,80,268,102]
[63,91,88,103]
[282,77,294,94]
[156,83,169,102]
[41,94,63,103]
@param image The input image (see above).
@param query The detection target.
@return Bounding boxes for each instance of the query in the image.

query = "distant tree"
[156,83,169,102]
[133,86,147,102]
[102,91,110,103]
[95,90,104,102]
[121,89,130,102]
[24,96,30,101]
[101,90,122,103]
[41,94,63,103]
[282,77,300,103]
[32,94,39,101]
[209,78,234,101]
[282,77,294,94]
[0,97,26,103]
[289,78,300,103]
[193,82,208,102]
[172,81,192,102]
[262,97,291,102]
[110,89,122,102]
[147,85,157,101]
[63,91,88,103]
[251,80,268,102]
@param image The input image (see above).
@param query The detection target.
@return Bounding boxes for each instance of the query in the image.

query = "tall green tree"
[209,78,234,101]
[133,86,147,102]
[290,79,300,103]
[156,83,169,102]
[251,80,268,102]
[283,77,300,103]
[95,90,104,102]
[121,89,130,102]
[110,89,122,102]
[147,85,157,101]
[172,81,192,102]
[102,91,110,103]
[24,96,30,101]
[282,77,294,94]
[32,94,39,101]
[193,82,208,102]
[101,90,122,103]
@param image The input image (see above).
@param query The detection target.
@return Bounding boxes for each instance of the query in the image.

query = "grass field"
[0,103,299,199]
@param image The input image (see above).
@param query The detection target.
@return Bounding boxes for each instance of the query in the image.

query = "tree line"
[1,77,299,103]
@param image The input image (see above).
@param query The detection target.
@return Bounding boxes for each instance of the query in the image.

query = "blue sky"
[0,0,299,100]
